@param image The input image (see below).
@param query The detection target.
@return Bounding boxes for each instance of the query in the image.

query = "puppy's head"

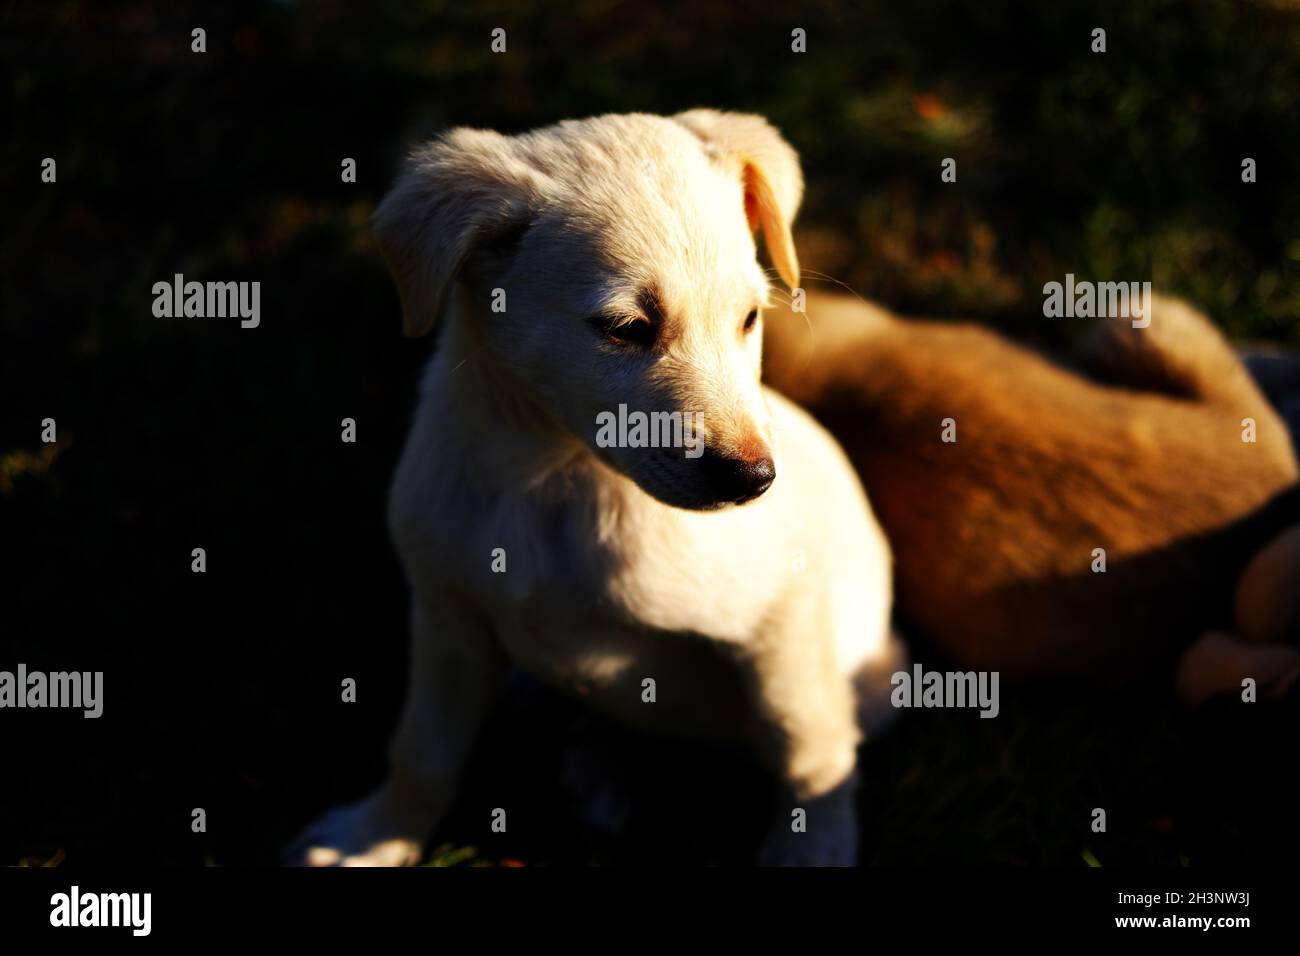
[373,110,803,510]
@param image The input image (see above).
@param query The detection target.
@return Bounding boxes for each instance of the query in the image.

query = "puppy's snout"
[700,448,775,504]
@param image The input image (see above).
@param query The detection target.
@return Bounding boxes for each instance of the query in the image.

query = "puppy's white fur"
[288,111,902,866]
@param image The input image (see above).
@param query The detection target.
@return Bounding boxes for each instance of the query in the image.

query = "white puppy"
[288,110,904,866]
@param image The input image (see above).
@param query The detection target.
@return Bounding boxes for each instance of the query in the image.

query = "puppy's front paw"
[284,786,432,867]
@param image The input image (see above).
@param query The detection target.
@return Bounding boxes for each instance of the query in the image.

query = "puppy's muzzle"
[699,449,776,504]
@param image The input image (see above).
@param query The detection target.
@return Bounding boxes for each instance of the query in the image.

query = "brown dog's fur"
[764,291,1300,685]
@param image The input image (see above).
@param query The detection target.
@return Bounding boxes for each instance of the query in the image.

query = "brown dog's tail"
[1078,294,1271,411]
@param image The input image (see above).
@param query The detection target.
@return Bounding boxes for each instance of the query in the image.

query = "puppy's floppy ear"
[672,109,804,289]
[372,129,545,337]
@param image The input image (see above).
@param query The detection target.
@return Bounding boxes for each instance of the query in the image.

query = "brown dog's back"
[764,292,1300,678]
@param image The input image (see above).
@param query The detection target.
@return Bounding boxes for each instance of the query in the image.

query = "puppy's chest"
[443,488,751,680]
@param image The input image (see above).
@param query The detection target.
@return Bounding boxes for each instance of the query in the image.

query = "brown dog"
[764,290,1300,698]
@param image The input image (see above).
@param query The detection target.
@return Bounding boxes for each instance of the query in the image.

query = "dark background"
[4,0,1300,866]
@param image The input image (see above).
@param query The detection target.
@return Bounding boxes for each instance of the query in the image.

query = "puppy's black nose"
[700,450,776,504]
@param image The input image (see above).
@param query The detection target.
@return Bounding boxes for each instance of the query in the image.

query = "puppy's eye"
[742,309,760,335]
[588,312,657,348]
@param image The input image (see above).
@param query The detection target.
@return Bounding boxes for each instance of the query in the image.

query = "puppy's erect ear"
[672,109,803,289]
[372,129,545,337]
